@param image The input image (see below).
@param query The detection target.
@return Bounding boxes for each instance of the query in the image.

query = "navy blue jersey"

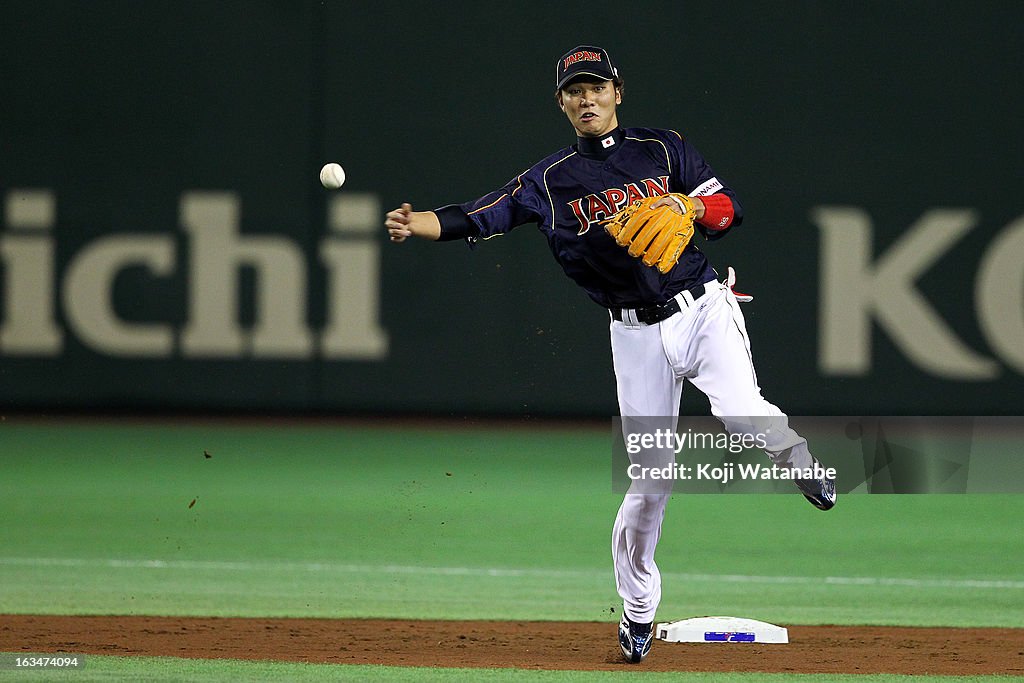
[453,127,742,309]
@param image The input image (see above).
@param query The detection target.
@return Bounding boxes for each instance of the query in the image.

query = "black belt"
[610,281,711,325]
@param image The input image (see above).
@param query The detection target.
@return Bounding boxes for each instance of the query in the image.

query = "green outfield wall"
[1,1,1021,415]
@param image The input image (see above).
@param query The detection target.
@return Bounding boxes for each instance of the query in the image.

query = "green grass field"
[1,419,1022,681]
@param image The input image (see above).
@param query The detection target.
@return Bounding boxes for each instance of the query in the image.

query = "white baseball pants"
[610,279,815,624]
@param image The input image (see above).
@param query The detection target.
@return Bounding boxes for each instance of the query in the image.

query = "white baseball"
[319,163,346,189]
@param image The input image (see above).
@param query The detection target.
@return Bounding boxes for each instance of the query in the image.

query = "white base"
[655,616,789,644]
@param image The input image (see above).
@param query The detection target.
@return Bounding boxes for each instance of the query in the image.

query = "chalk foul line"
[1,557,1022,590]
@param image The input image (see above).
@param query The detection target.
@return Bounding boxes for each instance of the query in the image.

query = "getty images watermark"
[613,415,1024,494]
[622,426,835,486]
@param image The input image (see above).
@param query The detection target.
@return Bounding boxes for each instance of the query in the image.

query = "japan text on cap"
[555,45,619,89]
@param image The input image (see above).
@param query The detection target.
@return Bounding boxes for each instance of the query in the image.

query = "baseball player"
[385,45,836,664]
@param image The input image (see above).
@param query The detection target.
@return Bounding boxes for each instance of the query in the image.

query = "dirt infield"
[2,615,1022,675]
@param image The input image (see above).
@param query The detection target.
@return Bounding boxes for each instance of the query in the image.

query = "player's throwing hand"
[385,202,441,242]
[385,203,413,243]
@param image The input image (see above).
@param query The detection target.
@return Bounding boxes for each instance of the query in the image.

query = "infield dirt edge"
[3,615,1023,675]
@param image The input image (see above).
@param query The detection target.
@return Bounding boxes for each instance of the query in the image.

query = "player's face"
[559,79,621,138]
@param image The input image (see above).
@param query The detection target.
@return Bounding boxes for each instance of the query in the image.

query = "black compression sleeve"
[434,205,478,242]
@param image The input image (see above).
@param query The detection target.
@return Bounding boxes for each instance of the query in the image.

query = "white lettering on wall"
[0,188,389,360]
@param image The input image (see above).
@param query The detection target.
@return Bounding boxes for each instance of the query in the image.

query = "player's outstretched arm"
[385,203,441,243]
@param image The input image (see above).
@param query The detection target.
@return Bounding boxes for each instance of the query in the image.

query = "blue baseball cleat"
[795,458,837,510]
[618,616,654,663]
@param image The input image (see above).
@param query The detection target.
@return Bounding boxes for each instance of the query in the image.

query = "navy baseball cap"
[555,45,620,89]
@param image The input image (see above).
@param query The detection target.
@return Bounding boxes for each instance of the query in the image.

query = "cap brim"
[556,69,616,89]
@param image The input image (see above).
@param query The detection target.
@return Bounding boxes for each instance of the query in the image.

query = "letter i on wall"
[1,189,62,355]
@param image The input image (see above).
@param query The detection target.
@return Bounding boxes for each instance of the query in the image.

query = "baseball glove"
[601,194,696,274]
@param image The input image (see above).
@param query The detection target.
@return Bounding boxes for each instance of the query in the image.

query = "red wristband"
[695,193,734,231]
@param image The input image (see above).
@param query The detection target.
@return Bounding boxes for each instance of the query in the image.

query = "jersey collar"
[576,127,625,160]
